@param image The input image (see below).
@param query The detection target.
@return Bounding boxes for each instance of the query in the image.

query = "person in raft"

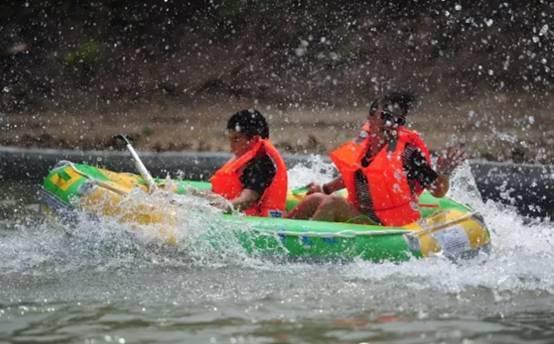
[208,109,288,217]
[286,91,466,226]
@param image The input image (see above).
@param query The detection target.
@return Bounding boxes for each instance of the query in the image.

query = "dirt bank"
[2,90,552,163]
[1,1,552,162]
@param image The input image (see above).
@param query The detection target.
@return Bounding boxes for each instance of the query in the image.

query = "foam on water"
[1,157,553,299]
[339,162,554,297]
[2,166,554,344]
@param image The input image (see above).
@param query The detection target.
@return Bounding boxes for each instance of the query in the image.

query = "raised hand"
[436,145,467,176]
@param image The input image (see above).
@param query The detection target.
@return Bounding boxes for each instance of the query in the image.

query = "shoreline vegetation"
[1,1,553,163]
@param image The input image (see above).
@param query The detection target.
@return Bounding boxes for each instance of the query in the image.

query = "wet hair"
[369,91,417,126]
[226,109,269,139]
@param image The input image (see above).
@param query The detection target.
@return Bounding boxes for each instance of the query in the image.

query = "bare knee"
[300,193,329,210]
[287,192,329,219]
[319,195,347,209]
[305,192,328,203]
[313,195,357,222]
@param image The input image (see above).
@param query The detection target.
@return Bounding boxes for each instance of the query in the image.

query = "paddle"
[114,134,157,193]
[112,135,233,209]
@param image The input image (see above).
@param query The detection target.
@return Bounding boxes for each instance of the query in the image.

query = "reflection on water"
[1,162,554,343]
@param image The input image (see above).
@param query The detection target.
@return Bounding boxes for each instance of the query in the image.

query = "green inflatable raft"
[40,161,491,262]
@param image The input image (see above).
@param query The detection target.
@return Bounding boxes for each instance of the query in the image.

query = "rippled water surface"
[1,163,553,343]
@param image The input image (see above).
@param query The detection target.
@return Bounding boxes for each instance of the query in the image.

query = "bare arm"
[428,174,449,198]
[322,176,345,194]
[306,176,345,195]
[208,188,260,213]
[185,187,213,198]
[230,189,260,212]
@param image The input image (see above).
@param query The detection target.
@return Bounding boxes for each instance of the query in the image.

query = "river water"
[1,162,553,343]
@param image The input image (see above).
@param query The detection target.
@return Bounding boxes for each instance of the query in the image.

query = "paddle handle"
[114,134,157,192]
[126,143,157,192]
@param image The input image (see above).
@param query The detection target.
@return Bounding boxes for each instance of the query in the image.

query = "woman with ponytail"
[287,91,465,226]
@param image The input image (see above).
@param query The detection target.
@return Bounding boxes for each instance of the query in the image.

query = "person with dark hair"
[287,91,466,226]
[209,109,288,217]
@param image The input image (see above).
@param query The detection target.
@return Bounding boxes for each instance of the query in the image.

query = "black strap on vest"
[354,169,381,224]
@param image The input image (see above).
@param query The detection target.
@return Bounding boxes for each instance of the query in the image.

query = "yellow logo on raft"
[50,168,81,191]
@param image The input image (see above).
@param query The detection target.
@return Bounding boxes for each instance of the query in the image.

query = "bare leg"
[312,195,363,222]
[286,193,327,219]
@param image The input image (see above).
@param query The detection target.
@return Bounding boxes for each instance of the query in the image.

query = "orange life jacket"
[358,123,430,195]
[330,126,431,226]
[210,139,288,217]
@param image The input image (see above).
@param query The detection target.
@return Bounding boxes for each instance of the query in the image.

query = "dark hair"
[369,91,417,119]
[226,109,269,139]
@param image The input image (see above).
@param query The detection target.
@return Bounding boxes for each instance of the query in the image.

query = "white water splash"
[2,159,553,300]
[287,155,336,189]
[338,162,554,296]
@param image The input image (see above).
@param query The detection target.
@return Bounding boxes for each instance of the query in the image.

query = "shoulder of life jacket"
[398,127,431,163]
[330,127,427,226]
[210,139,288,217]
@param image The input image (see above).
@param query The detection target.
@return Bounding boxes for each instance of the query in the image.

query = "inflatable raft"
[40,161,491,262]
